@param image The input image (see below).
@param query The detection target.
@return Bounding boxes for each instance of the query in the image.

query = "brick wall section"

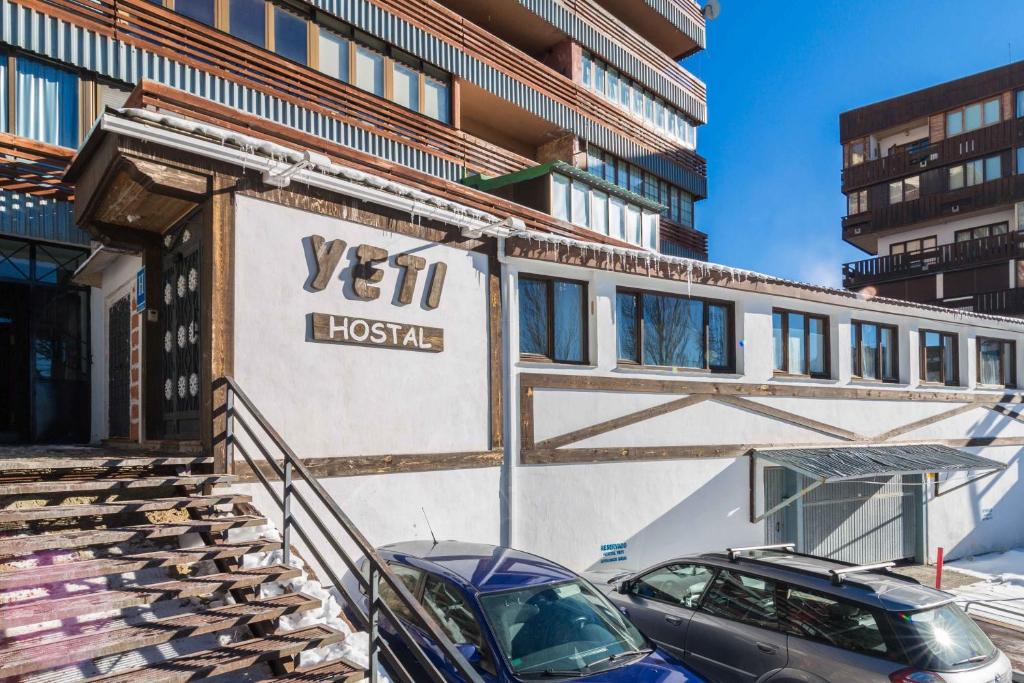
[130,286,142,442]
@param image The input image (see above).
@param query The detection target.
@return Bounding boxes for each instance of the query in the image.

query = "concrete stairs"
[0,446,361,682]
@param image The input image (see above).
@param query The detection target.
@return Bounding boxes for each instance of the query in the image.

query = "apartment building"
[840,61,1024,316]
[0,0,709,443]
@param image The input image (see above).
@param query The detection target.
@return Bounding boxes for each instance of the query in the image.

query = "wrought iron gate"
[160,217,201,439]
[108,294,131,438]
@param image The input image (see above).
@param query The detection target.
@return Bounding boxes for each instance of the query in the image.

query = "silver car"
[590,545,1013,683]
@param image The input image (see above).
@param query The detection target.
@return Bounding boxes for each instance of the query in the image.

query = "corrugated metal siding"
[801,475,917,564]
[763,466,791,546]
[517,0,706,122]
[1,0,706,197]
[643,0,706,49]
[0,191,85,245]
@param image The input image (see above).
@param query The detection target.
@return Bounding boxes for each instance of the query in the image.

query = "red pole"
[935,547,944,590]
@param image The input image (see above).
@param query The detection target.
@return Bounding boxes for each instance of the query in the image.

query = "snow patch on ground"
[947,548,1024,631]
[948,548,1024,587]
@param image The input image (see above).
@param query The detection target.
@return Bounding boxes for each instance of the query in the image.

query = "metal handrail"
[215,376,484,683]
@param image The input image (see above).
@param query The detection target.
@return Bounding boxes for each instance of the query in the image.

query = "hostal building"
[0,0,709,443]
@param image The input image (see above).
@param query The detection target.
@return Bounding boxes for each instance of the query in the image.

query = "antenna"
[422,507,438,546]
[703,0,720,21]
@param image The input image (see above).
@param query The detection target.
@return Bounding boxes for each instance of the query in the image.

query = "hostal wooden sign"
[308,235,446,353]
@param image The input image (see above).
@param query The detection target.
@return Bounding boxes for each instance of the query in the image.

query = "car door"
[618,562,713,661]
[417,573,499,683]
[684,568,788,683]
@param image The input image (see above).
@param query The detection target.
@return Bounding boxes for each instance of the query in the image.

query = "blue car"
[357,541,708,682]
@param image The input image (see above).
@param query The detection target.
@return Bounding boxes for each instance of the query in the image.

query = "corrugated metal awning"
[752,444,1005,482]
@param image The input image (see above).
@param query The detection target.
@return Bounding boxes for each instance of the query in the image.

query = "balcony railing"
[937,288,1024,317]
[843,231,1024,289]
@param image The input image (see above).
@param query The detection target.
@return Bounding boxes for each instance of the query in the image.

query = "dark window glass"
[616,291,638,362]
[518,277,586,363]
[34,244,86,285]
[701,570,777,629]
[379,563,424,624]
[175,0,215,25]
[0,238,32,281]
[631,563,712,609]
[775,310,828,377]
[808,316,826,376]
[274,5,308,65]
[643,294,703,368]
[708,303,729,369]
[779,586,895,658]
[230,0,266,46]
[422,575,493,673]
[853,322,898,382]
[978,338,1016,387]
[921,331,957,386]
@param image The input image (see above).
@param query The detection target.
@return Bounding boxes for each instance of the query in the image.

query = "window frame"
[773,309,830,379]
[949,154,1003,190]
[616,287,735,373]
[2,50,92,149]
[851,320,900,383]
[976,337,1017,388]
[888,175,919,204]
[697,568,780,631]
[517,274,589,365]
[888,236,937,256]
[954,222,1009,243]
[946,97,1002,137]
[918,329,959,387]
[847,189,868,216]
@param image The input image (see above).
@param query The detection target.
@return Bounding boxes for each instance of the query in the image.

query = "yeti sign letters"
[312,313,444,353]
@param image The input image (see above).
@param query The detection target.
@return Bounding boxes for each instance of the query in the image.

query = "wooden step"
[0,593,320,678]
[84,625,345,683]
[0,494,250,523]
[0,474,235,496]
[0,515,267,557]
[0,455,213,471]
[1,565,301,629]
[0,540,282,591]
[258,659,363,682]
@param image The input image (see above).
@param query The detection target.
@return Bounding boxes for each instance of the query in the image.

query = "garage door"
[764,468,920,564]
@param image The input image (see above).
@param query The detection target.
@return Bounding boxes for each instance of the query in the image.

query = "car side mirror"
[617,580,632,595]
[456,643,482,666]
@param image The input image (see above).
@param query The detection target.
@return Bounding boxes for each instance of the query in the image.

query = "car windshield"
[478,579,649,676]
[890,604,996,671]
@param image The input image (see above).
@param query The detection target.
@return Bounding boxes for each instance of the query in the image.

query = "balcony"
[843,231,1024,289]
[841,118,1022,193]
[939,288,1024,317]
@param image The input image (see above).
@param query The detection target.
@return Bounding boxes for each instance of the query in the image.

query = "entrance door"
[159,218,201,439]
[0,289,27,443]
[108,294,131,438]
[765,470,919,564]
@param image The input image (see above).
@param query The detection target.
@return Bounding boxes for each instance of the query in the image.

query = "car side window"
[421,575,495,673]
[632,563,713,608]
[778,586,895,658]
[700,569,777,629]
[379,563,425,624]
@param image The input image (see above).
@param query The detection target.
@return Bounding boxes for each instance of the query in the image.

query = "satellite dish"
[703,0,720,20]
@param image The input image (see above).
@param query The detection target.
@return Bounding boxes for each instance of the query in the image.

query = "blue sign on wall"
[136,267,146,313]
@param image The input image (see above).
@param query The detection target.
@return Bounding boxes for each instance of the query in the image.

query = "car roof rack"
[827,561,896,586]
[725,543,795,561]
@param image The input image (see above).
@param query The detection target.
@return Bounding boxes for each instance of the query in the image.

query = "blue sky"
[686,0,1024,287]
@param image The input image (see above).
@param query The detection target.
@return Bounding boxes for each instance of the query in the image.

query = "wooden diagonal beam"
[872,403,983,442]
[713,395,863,441]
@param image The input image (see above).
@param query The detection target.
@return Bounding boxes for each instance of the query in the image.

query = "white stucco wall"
[87,253,141,443]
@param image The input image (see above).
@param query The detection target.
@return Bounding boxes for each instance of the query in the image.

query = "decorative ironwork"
[108,294,131,438]
[161,217,201,438]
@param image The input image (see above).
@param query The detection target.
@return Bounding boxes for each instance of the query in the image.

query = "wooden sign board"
[312,313,443,353]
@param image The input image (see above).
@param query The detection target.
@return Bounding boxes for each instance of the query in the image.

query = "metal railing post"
[368,565,381,683]
[225,385,235,474]
[282,459,293,565]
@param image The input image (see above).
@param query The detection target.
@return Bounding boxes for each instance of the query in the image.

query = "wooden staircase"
[0,446,362,683]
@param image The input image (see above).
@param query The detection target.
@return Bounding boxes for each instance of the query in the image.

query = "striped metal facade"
[0,191,85,245]
[517,0,706,122]
[643,0,706,50]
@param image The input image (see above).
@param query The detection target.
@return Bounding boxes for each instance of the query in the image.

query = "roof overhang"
[749,444,1006,523]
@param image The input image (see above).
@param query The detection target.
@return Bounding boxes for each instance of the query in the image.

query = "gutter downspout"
[495,236,516,548]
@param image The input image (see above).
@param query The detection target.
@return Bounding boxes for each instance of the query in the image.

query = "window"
[1017,90,1024,118]
[423,71,450,124]
[229,0,266,46]
[949,155,1001,189]
[978,338,1016,387]
[175,0,215,25]
[551,173,570,222]
[889,236,936,256]
[1018,147,1024,175]
[616,289,733,372]
[955,222,1008,243]
[845,139,867,167]
[847,190,868,215]
[778,586,895,658]
[773,310,829,378]
[354,43,385,96]
[271,5,307,64]
[552,171,659,249]
[851,321,898,382]
[700,570,777,630]
[391,55,420,111]
[920,331,958,386]
[15,57,80,148]
[586,145,695,228]
[422,575,494,673]
[378,563,424,624]
[946,98,1000,136]
[630,563,713,608]
[580,52,698,149]
[317,28,348,81]
[518,276,587,364]
[888,175,919,204]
